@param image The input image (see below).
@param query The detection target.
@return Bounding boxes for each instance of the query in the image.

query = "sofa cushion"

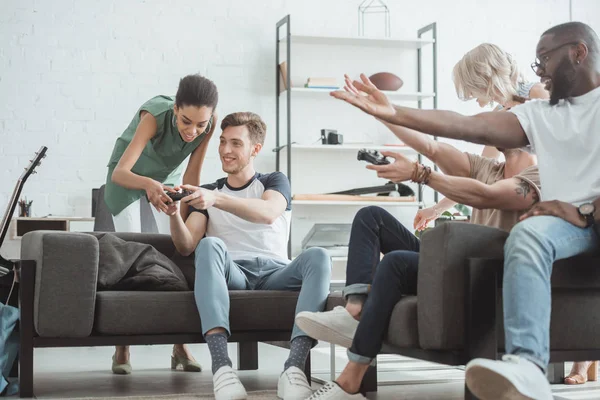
[385,296,419,348]
[417,222,508,350]
[95,291,344,335]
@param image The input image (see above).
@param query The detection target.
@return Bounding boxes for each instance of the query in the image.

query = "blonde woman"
[414,43,547,229]
[414,43,597,386]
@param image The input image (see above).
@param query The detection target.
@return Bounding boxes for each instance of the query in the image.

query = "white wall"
[0,0,588,258]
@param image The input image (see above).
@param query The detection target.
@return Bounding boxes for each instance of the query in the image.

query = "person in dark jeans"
[296,74,544,400]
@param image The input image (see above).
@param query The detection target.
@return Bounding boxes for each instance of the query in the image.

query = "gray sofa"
[17,222,600,399]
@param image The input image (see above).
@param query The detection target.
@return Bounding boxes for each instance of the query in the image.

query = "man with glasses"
[330,21,600,399]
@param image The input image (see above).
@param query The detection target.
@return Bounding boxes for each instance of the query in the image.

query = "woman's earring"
[172,114,177,127]
[203,117,213,134]
[577,60,581,64]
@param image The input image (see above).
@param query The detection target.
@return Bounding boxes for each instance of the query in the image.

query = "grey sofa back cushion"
[21,231,99,338]
[417,222,508,350]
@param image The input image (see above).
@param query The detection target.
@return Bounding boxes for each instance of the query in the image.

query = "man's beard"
[549,57,578,106]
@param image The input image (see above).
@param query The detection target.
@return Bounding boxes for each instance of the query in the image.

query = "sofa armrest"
[88,232,176,257]
[417,222,508,350]
[21,231,99,337]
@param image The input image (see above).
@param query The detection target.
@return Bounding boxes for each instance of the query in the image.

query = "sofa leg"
[238,342,259,370]
[546,362,564,384]
[359,363,377,394]
[304,352,311,385]
[19,260,35,398]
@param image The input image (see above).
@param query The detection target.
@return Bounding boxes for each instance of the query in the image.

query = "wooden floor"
[7,343,600,399]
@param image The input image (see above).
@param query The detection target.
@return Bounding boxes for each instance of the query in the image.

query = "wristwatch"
[578,203,596,228]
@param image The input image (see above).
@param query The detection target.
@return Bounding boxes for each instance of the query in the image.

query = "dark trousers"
[344,206,420,363]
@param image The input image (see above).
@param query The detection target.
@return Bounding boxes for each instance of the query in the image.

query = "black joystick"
[357,149,390,165]
[166,189,193,202]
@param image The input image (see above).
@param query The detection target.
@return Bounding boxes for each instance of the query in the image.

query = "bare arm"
[169,210,208,256]
[332,74,529,148]
[388,107,529,149]
[183,186,289,226]
[432,197,458,214]
[213,190,288,225]
[180,115,217,219]
[381,121,471,177]
[111,111,157,190]
[111,111,175,213]
[426,171,539,210]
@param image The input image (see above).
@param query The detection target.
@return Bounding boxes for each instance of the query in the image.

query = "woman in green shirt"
[105,74,218,374]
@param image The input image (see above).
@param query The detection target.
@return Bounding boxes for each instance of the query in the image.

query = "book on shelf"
[278,61,288,93]
[306,77,338,87]
[304,85,340,89]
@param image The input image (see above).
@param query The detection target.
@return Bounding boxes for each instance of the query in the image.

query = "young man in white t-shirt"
[167,112,331,400]
[330,21,600,400]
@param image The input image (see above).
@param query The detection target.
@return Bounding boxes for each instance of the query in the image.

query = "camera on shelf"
[321,129,344,145]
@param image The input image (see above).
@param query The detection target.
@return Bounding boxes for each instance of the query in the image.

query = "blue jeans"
[504,216,599,370]
[193,237,332,340]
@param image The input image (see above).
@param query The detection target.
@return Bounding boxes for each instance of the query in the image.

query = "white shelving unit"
[275,15,438,259]
[281,34,434,49]
[286,87,435,102]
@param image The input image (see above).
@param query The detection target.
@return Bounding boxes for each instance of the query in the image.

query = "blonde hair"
[453,43,524,105]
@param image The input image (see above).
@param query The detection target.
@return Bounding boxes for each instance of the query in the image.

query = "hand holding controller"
[165,189,194,202]
[357,149,391,165]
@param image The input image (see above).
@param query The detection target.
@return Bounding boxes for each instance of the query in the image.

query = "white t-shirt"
[510,86,600,205]
[191,172,291,262]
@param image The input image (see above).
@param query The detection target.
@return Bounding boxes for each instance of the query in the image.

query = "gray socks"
[205,332,232,374]
[284,336,313,371]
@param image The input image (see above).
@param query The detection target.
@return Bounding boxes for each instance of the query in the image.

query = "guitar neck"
[0,178,24,250]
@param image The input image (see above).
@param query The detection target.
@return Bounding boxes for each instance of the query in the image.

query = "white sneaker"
[213,365,247,400]
[465,355,553,400]
[306,382,366,399]
[277,366,313,399]
[295,307,359,348]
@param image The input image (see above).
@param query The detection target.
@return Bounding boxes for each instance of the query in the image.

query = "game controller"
[166,189,193,202]
[357,149,390,165]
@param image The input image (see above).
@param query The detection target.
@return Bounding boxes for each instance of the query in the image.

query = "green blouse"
[104,95,208,215]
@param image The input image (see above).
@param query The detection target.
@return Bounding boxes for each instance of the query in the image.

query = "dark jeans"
[343,206,420,363]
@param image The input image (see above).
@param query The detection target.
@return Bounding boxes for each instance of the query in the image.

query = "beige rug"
[64,392,278,400]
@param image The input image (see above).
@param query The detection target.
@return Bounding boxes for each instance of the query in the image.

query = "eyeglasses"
[531,41,580,74]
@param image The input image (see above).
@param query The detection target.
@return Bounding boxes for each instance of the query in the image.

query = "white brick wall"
[0,0,587,258]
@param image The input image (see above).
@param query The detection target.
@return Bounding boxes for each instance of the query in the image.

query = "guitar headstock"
[20,146,48,182]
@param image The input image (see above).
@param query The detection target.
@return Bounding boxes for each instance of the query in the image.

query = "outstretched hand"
[330,74,395,120]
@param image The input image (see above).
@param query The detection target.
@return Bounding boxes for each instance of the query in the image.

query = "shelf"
[292,200,423,207]
[280,34,435,49]
[290,144,417,153]
[283,87,435,101]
